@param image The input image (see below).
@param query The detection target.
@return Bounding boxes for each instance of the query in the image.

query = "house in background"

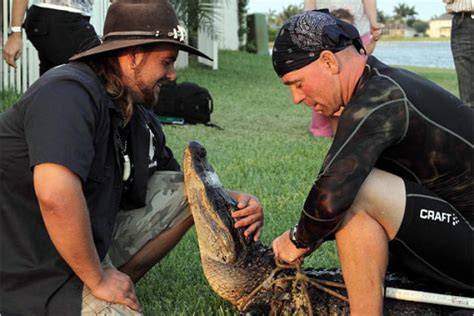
[381,21,417,38]
[427,13,452,38]
[2,0,239,92]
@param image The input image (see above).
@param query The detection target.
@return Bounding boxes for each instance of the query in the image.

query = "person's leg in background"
[451,13,474,108]
[23,6,100,75]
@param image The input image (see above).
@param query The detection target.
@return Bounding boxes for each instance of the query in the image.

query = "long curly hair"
[82,52,134,124]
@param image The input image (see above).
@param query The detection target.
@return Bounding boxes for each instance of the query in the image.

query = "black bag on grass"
[155,81,220,128]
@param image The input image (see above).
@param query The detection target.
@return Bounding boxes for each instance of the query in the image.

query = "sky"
[247,0,447,21]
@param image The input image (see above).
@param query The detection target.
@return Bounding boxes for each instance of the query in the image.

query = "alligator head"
[183,141,276,309]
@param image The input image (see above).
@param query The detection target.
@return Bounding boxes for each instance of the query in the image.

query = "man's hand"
[89,268,142,312]
[272,230,310,263]
[4,0,28,67]
[229,192,264,241]
[3,33,23,68]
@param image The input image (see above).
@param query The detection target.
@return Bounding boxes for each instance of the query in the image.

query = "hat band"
[103,25,187,43]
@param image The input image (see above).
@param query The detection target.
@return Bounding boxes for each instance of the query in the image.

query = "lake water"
[269,41,455,69]
[372,41,455,69]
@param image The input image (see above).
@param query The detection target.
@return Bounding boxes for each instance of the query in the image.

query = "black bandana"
[272,10,364,77]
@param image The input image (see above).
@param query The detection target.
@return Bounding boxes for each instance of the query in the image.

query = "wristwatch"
[289,224,309,249]
[8,26,22,36]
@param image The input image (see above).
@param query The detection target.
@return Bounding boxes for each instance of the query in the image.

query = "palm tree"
[393,3,418,23]
[238,0,249,48]
[377,9,388,24]
[170,0,223,46]
[267,9,279,29]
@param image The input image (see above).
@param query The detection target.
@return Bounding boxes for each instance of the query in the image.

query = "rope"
[237,259,349,313]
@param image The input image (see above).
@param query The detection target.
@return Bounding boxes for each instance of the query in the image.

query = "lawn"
[0,51,459,315]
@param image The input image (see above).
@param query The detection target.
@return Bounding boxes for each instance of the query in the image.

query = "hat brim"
[69,38,213,61]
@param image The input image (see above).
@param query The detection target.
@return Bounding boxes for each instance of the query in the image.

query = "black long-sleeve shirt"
[296,56,473,247]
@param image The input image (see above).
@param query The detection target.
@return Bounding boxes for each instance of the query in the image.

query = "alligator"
[183,140,471,315]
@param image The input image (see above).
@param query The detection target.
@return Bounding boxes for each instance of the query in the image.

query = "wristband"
[289,224,309,249]
[8,26,22,35]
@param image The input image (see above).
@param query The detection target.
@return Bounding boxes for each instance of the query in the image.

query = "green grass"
[0,51,459,315]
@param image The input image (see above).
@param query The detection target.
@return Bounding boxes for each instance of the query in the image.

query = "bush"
[0,89,21,113]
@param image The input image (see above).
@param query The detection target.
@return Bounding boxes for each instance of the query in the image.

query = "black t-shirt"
[296,56,473,247]
[0,62,179,315]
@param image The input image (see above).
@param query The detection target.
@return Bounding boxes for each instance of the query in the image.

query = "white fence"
[1,0,237,93]
[2,0,40,93]
[197,0,239,69]
[1,0,110,93]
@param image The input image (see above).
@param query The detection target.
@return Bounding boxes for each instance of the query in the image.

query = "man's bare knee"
[345,168,406,240]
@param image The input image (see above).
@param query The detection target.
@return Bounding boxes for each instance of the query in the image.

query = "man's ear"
[128,47,145,69]
[320,50,339,74]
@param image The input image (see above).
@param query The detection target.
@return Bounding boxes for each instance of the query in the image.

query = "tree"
[278,4,303,22]
[412,20,429,34]
[267,4,304,27]
[377,9,388,24]
[238,0,249,49]
[266,4,303,42]
[267,9,279,42]
[267,8,278,28]
[393,3,418,23]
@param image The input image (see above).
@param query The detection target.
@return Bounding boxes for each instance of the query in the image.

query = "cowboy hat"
[70,0,212,61]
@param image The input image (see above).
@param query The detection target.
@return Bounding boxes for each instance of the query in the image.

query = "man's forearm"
[363,0,378,26]
[11,0,29,27]
[34,163,104,289]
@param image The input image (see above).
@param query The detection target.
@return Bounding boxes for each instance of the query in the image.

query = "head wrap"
[272,10,364,77]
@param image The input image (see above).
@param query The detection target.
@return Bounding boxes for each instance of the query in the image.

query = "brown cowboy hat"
[70,0,212,61]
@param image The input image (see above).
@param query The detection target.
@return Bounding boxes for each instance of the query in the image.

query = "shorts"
[81,286,142,316]
[81,170,191,315]
[389,180,473,292]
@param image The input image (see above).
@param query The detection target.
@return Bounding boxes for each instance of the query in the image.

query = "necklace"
[116,129,131,181]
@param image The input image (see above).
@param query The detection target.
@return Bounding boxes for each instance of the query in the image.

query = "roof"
[431,13,452,21]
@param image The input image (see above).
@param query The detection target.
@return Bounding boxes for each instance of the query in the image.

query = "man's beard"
[132,68,164,109]
[140,85,160,109]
